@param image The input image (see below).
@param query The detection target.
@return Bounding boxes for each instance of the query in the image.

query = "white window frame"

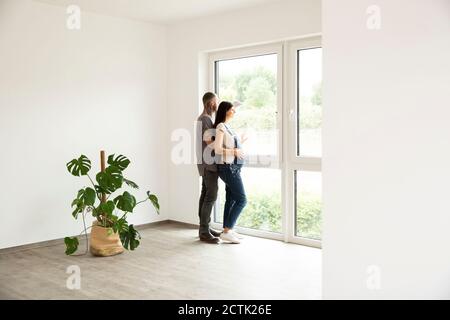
[285,36,322,248]
[207,36,322,248]
[209,43,284,241]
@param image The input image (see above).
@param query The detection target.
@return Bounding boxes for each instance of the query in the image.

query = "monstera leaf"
[71,187,96,218]
[82,187,96,206]
[64,237,79,255]
[114,191,136,213]
[123,178,139,189]
[67,155,91,176]
[96,166,123,194]
[98,200,115,217]
[120,224,141,251]
[107,154,130,172]
[94,185,108,195]
[112,217,128,234]
[147,191,160,214]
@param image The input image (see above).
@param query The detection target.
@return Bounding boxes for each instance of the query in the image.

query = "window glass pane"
[298,48,322,157]
[216,54,278,157]
[215,168,282,233]
[295,171,322,240]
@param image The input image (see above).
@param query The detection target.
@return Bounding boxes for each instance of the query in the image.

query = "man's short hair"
[202,92,217,107]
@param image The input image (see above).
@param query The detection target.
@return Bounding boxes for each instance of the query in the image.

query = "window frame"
[207,36,322,248]
[285,36,322,247]
[286,36,322,165]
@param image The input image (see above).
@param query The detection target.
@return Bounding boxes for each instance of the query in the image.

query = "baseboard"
[134,219,172,230]
[166,220,198,229]
[0,219,177,255]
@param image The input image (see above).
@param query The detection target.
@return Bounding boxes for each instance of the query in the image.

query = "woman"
[214,101,247,244]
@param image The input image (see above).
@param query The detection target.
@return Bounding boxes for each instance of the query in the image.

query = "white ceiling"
[36,0,285,24]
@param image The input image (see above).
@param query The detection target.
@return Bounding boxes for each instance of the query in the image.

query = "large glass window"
[215,168,282,233]
[297,48,322,158]
[213,51,282,233]
[293,44,322,243]
[295,171,322,240]
[215,54,278,159]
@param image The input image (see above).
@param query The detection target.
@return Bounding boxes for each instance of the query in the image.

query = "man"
[196,92,221,243]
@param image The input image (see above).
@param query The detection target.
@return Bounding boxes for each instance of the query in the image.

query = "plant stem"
[119,212,129,220]
[100,150,106,226]
[100,215,115,227]
[72,210,89,256]
[81,209,88,253]
[135,199,148,206]
[78,226,92,237]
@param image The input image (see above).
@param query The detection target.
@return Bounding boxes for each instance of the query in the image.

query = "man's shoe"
[209,228,222,237]
[199,233,220,244]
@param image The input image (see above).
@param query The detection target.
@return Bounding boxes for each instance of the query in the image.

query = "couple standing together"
[197,92,247,244]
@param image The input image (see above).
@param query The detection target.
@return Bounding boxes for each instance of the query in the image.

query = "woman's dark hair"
[214,101,233,128]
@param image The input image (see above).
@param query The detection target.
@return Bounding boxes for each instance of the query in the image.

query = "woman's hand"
[234,148,245,160]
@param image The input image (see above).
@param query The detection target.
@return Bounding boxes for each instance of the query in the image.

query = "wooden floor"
[0,222,321,300]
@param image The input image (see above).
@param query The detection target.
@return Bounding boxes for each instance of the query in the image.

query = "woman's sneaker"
[231,230,244,239]
[220,231,241,244]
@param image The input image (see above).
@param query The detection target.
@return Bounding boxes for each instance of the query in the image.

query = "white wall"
[322,0,450,299]
[0,0,168,249]
[166,0,321,224]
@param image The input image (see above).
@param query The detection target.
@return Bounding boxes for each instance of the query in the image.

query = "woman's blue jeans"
[218,164,247,229]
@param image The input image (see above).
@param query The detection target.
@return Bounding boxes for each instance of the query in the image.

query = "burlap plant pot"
[89,221,124,257]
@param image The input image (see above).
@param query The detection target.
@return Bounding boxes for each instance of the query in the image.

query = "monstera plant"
[64,151,159,256]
